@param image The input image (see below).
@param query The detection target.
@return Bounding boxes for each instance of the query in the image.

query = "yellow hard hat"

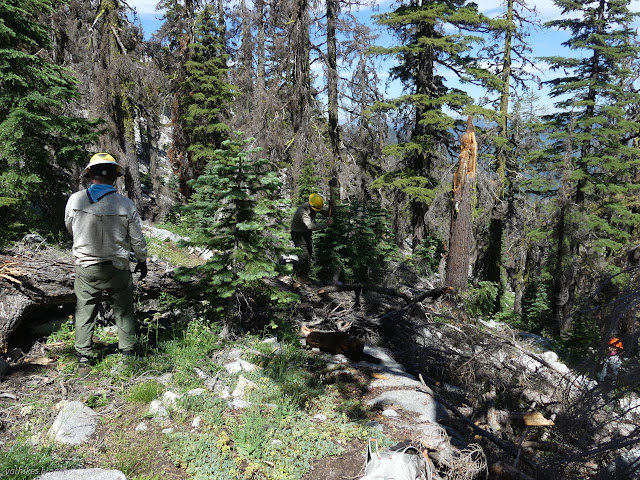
[82,152,124,177]
[309,193,324,211]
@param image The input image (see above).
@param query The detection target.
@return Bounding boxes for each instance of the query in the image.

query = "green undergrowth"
[0,442,82,480]
[9,310,387,480]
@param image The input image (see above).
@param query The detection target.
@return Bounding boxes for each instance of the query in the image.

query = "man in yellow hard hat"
[290,193,332,282]
[65,153,147,376]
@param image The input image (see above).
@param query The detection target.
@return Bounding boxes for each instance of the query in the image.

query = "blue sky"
[128,0,640,111]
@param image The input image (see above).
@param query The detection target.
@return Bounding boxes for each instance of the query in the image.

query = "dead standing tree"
[445,116,477,291]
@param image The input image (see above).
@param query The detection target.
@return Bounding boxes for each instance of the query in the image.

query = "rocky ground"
[1,237,639,479]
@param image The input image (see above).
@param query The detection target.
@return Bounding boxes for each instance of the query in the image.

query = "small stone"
[312,413,327,422]
[187,388,205,396]
[192,416,203,428]
[162,391,181,408]
[231,399,250,409]
[382,408,398,417]
[135,422,148,432]
[232,375,258,398]
[48,401,98,445]
[162,428,174,434]
[220,387,231,400]
[35,468,126,480]
[148,400,169,421]
[224,360,257,374]
[20,405,34,416]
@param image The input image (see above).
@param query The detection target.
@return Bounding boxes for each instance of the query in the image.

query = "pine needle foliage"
[0,0,98,245]
[182,4,233,178]
[293,156,322,207]
[528,0,640,333]
[314,201,396,284]
[178,133,296,336]
[371,0,493,247]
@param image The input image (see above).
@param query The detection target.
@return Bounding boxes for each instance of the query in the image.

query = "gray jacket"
[291,202,329,233]
[65,190,147,270]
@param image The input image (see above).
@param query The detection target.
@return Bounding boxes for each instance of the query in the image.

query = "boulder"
[47,401,98,445]
[35,468,126,480]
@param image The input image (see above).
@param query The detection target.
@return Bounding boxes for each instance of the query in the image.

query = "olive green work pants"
[74,262,136,356]
[291,230,313,279]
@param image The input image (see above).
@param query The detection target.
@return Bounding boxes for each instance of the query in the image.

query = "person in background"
[290,193,332,283]
[65,153,147,376]
[599,337,623,381]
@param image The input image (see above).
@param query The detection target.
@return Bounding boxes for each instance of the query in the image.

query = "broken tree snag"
[0,254,196,352]
[445,116,477,292]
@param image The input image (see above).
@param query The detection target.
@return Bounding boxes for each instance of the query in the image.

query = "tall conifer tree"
[182,4,233,177]
[372,0,491,250]
[533,0,640,334]
[0,0,97,243]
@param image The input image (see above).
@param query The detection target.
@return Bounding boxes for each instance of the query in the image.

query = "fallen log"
[0,253,196,352]
[317,284,451,304]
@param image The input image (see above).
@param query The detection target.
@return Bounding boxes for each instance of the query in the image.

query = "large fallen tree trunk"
[0,254,196,352]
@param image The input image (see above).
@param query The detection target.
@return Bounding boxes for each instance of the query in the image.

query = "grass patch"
[126,380,165,403]
[0,442,82,480]
[146,235,202,267]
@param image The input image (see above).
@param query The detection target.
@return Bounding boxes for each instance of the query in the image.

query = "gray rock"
[135,422,148,432]
[232,375,258,398]
[22,233,45,245]
[35,469,126,480]
[230,399,250,409]
[313,413,327,422]
[48,401,98,445]
[382,408,398,417]
[224,360,257,374]
[148,400,169,421]
[162,391,181,408]
[367,389,448,423]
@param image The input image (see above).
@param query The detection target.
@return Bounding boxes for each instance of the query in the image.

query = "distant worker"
[599,337,623,381]
[65,153,147,376]
[290,193,332,281]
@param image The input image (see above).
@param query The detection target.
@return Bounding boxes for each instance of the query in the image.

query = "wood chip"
[523,412,554,427]
[371,372,389,380]
[24,357,54,366]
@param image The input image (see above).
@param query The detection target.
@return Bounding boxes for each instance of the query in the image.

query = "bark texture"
[0,254,196,352]
[445,116,477,291]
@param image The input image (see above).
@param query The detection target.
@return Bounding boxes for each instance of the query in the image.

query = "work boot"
[77,355,91,377]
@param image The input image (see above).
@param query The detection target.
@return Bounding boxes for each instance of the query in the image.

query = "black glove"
[134,261,148,280]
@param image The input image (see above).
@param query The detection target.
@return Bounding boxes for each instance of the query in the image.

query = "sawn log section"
[0,254,195,352]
